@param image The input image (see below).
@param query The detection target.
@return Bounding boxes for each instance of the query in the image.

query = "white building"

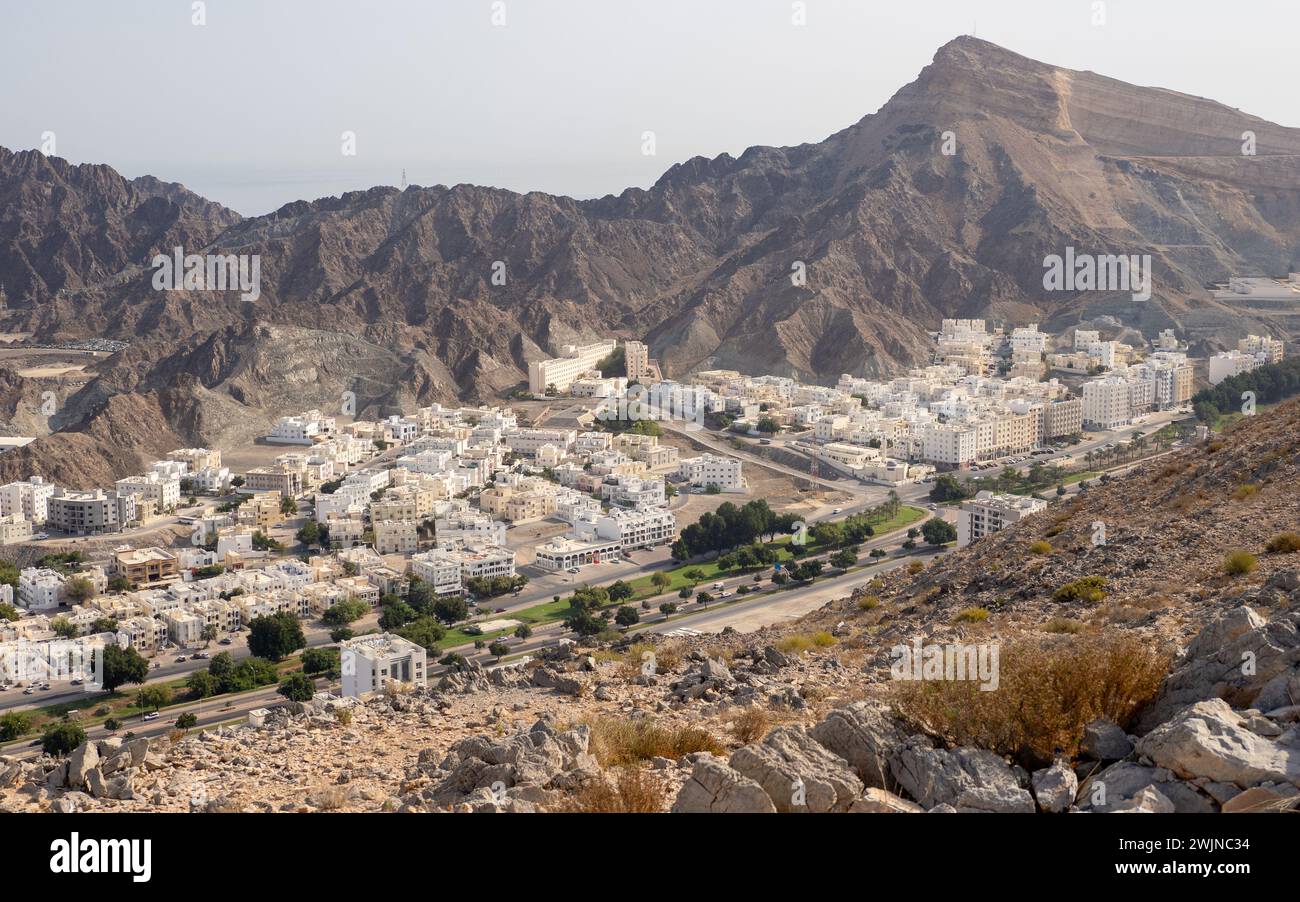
[677,454,745,491]
[373,519,419,555]
[340,633,427,698]
[267,410,334,445]
[1208,351,1261,386]
[0,476,55,525]
[18,568,66,611]
[957,491,1048,548]
[624,340,650,381]
[1082,377,1132,430]
[528,339,618,394]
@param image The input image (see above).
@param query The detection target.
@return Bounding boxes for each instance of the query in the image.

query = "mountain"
[3,36,1300,485]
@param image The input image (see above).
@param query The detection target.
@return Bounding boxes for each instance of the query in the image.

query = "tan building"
[114,547,180,587]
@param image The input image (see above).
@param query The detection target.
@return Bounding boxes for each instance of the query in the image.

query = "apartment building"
[408,551,464,596]
[113,547,180,587]
[189,466,232,494]
[0,514,32,545]
[677,454,745,491]
[46,489,134,535]
[115,472,181,512]
[168,448,222,471]
[602,474,666,510]
[505,428,577,457]
[624,340,650,381]
[957,491,1048,548]
[340,633,427,698]
[1042,398,1084,439]
[1208,351,1261,386]
[0,476,55,524]
[242,466,304,497]
[527,339,618,394]
[267,410,335,444]
[921,423,977,467]
[573,507,676,550]
[373,519,419,555]
[1082,378,1132,430]
[534,535,622,571]
[1239,334,1284,364]
[18,568,65,611]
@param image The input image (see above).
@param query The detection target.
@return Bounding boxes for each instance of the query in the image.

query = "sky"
[1,0,1296,216]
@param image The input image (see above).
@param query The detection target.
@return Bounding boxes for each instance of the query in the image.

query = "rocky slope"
[7,400,1300,813]
[3,37,1299,485]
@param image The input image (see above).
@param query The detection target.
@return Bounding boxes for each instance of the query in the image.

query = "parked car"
[494,607,506,613]
[174,655,187,663]
[218,638,233,645]
[142,712,160,721]
[831,508,842,514]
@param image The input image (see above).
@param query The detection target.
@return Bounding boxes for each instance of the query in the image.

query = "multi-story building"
[1208,351,1260,386]
[373,519,419,555]
[340,633,427,698]
[527,339,617,394]
[1042,398,1083,439]
[267,410,335,445]
[1082,377,1132,430]
[0,476,55,525]
[677,455,745,491]
[18,568,65,611]
[115,472,181,513]
[46,489,133,535]
[168,448,222,471]
[1238,334,1284,364]
[0,514,32,545]
[957,491,1048,548]
[624,340,650,382]
[921,422,977,467]
[242,466,303,497]
[113,547,180,587]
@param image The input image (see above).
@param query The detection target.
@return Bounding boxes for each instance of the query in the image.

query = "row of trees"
[1194,355,1300,422]
[671,499,799,560]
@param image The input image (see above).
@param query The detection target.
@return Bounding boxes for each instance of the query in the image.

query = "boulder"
[1221,786,1300,813]
[847,787,924,813]
[1137,606,1300,732]
[1081,719,1133,761]
[730,725,863,812]
[1112,785,1176,813]
[1077,761,1217,812]
[889,738,1034,813]
[66,741,99,788]
[810,701,908,789]
[1137,698,1300,788]
[1031,761,1078,813]
[671,757,776,813]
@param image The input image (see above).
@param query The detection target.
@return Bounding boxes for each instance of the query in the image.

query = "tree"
[658,602,678,616]
[0,711,31,741]
[50,617,77,639]
[100,644,150,693]
[138,685,171,711]
[432,595,469,626]
[929,474,970,503]
[296,520,322,546]
[200,623,219,646]
[42,722,86,757]
[378,600,417,631]
[329,627,354,643]
[514,624,533,640]
[696,592,714,606]
[278,672,316,702]
[615,605,640,627]
[650,572,671,593]
[186,670,216,700]
[175,712,198,731]
[247,612,306,662]
[607,580,634,602]
[89,616,118,635]
[280,496,298,517]
[830,548,857,570]
[921,517,958,546]
[396,616,447,652]
[322,599,368,626]
[756,416,780,434]
[488,640,511,661]
[0,602,19,622]
[65,575,96,603]
[208,651,235,680]
[678,586,693,600]
[301,647,340,676]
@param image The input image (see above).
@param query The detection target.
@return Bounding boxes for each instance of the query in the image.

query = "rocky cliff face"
[3,36,1300,485]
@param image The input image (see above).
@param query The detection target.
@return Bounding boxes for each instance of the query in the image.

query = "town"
[0,311,1268,752]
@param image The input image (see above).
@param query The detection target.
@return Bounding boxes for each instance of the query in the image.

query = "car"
[566,567,580,574]
[218,638,233,645]
[494,607,506,613]
[174,655,187,663]
[831,508,842,515]
[70,678,83,686]
[34,533,49,540]
[39,684,51,691]
[22,687,35,695]
[142,712,160,721]
[719,591,731,599]
[192,652,209,660]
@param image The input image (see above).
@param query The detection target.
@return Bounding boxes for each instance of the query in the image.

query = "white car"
[142,712,160,721]
[831,508,842,515]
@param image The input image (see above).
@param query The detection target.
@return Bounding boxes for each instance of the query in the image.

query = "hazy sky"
[2,0,1296,216]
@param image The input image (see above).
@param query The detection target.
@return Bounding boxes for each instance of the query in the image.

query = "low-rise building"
[957,491,1048,548]
[340,633,427,697]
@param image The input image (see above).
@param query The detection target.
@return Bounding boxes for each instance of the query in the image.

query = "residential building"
[373,519,419,555]
[18,568,65,611]
[957,491,1048,548]
[677,454,745,491]
[113,547,180,587]
[528,339,618,394]
[340,633,427,697]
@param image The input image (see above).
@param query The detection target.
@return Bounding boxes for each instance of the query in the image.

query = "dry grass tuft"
[559,767,667,813]
[730,706,773,744]
[584,716,724,767]
[776,631,837,655]
[890,633,1169,766]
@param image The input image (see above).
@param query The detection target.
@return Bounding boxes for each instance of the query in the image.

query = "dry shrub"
[1224,550,1258,576]
[730,706,772,744]
[1231,483,1260,501]
[560,767,667,813]
[1266,532,1300,554]
[585,716,724,766]
[334,707,353,726]
[613,640,683,678]
[890,633,1169,766]
[857,594,881,611]
[1042,618,1084,634]
[775,631,836,655]
[953,606,989,624]
[1028,540,1053,555]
